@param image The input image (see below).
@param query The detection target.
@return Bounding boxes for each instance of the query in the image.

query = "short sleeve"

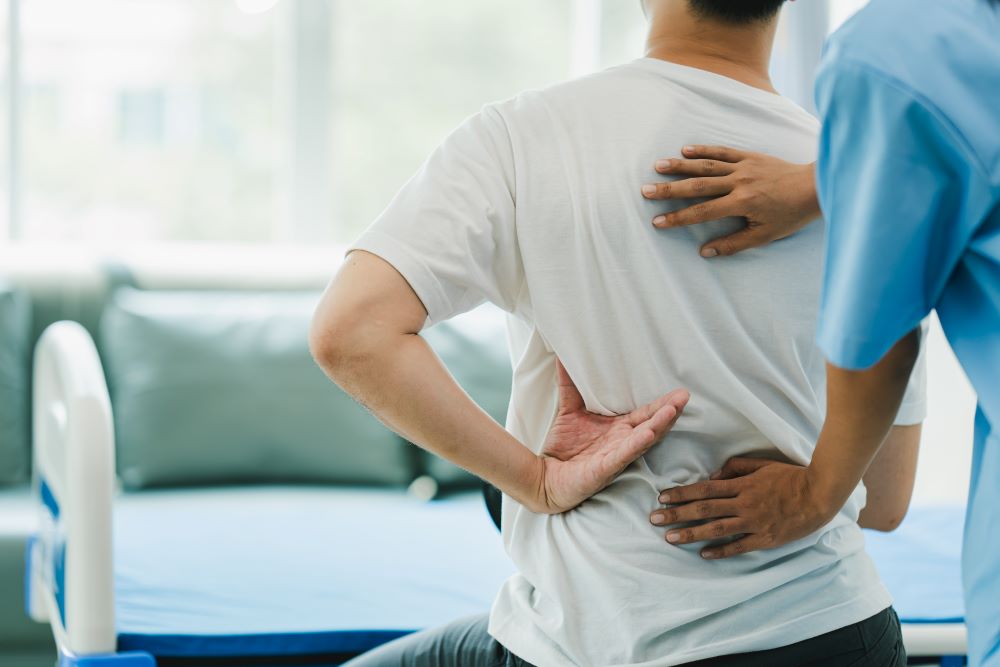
[350,106,521,326]
[814,60,975,370]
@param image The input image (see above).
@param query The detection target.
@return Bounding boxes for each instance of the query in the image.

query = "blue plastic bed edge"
[117,629,415,658]
[60,648,157,667]
[40,477,61,519]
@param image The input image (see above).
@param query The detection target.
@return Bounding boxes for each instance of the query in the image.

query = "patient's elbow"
[309,308,371,379]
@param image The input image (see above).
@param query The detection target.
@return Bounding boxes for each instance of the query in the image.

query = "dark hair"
[688,0,786,23]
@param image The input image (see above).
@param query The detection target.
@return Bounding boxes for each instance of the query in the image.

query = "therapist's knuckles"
[667,519,742,545]
[658,479,733,504]
[642,182,675,200]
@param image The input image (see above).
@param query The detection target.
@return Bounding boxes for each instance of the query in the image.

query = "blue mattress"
[112,489,965,660]
[113,488,515,658]
[864,504,966,624]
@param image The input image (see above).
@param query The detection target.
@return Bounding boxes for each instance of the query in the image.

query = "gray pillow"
[0,283,31,486]
[420,305,513,489]
[101,288,414,489]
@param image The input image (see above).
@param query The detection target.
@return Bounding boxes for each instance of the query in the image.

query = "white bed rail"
[29,321,117,656]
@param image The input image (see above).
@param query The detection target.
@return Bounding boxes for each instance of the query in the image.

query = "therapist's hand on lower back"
[648,331,921,559]
[649,458,835,559]
[641,146,820,258]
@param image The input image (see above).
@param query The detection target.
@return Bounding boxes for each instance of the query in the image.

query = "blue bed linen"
[864,505,966,624]
[112,487,515,657]
[111,488,963,660]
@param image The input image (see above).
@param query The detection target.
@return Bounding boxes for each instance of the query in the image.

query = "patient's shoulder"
[491,62,649,114]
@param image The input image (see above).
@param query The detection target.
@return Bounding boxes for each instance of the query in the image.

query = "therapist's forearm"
[807,330,922,516]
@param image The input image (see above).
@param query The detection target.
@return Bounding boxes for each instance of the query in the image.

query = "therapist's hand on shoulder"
[642,146,820,258]
[537,361,689,514]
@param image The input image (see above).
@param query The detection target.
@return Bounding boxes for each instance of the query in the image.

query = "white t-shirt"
[351,58,927,667]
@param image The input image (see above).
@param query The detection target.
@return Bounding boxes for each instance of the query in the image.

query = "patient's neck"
[644,6,779,93]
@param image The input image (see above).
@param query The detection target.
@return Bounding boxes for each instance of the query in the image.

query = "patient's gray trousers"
[341,607,905,667]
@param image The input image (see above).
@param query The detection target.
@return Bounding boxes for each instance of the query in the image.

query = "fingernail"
[701,248,719,258]
[659,492,671,504]
[683,145,695,154]
[655,159,671,171]
[709,471,721,480]
[666,532,680,543]
[651,512,666,525]
[653,215,667,227]
[702,551,717,559]
[642,184,656,196]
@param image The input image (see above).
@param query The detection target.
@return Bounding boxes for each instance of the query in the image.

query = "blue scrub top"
[814,0,1000,664]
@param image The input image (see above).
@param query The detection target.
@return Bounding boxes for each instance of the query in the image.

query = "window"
[8,0,648,245]
[0,1,9,241]
[20,0,283,243]
[6,0,838,246]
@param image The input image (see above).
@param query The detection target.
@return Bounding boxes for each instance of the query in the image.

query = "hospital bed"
[25,321,968,666]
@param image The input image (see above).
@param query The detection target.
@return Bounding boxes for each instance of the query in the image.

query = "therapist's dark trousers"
[341,607,905,667]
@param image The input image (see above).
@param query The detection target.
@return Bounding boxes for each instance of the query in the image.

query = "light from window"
[0,3,8,242]
[16,0,648,245]
[828,0,869,33]
[21,0,283,243]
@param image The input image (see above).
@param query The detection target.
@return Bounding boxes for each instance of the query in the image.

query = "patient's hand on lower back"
[536,361,689,514]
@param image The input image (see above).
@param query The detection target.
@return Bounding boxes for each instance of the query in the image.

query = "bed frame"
[26,321,154,666]
[22,321,969,667]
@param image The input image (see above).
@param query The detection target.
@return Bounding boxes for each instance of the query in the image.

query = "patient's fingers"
[659,479,738,505]
[650,499,738,526]
[633,400,685,449]
[652,197,739,229]
[700,534,766,560]
[627,389,689,427]
[654,158,737,178]
[642,177,733,201]
[614,404,679,472]
[664,518,746,545]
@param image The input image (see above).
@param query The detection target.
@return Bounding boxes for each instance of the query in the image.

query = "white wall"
[915,316,977,506]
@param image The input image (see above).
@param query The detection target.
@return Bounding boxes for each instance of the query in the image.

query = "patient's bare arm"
[641,146,819,258]
[310,250,689,515]
[859,424,921,532]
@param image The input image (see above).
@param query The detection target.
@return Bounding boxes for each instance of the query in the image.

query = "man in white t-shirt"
[311,1,926,665]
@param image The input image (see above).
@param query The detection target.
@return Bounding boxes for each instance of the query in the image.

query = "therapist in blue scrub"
[640,0,1000,664]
